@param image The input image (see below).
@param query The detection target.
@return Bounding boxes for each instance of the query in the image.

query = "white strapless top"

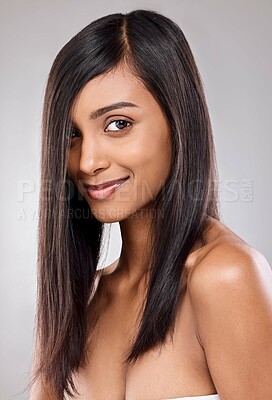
[164,395,219,400]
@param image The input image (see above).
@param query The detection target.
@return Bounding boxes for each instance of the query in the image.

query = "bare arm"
[188,244,272,399]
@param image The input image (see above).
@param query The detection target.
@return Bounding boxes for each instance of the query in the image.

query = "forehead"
[70,65,157,118]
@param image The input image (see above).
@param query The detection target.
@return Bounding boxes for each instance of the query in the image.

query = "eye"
[68,119,132,142]
[105,119,132,133]
[68,128,81,140]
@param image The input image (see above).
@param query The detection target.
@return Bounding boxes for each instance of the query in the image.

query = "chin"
[90,206,136,223]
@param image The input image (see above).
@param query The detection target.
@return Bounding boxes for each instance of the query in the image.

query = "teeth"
[93,178,127,190]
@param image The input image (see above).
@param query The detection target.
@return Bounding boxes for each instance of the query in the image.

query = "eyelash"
[69,119,132,139]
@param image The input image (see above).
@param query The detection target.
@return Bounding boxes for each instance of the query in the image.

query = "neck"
[117,207,154,285]
[102,213,213,295]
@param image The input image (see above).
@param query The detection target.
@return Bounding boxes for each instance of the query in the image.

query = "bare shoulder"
[186,220,272,397]
[187,229,272,306]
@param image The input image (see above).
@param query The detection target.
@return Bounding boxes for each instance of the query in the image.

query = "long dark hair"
[29,8,220,399]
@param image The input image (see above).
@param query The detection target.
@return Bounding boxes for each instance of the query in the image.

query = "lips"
[83,176,129,191]
[83,176,130,200]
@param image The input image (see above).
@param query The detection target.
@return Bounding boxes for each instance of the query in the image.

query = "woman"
[29,9,272,400]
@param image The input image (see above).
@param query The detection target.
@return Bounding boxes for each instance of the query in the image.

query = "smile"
[86,177,129,200]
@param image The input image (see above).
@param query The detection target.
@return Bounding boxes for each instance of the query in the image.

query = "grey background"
[0,0,271,398]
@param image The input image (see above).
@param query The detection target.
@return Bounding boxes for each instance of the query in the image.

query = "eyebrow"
[89,101,139,120]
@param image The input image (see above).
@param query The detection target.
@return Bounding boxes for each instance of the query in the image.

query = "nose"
[79,136,110,175]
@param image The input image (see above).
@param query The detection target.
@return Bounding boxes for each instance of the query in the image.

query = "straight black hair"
[29,8,220,399]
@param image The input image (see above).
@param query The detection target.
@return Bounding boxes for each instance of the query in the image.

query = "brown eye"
[69,128,81,139]
[105,119,132,132]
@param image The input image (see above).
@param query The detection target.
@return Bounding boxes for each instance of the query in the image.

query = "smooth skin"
[30,64,272,399]
[68,63,173,287]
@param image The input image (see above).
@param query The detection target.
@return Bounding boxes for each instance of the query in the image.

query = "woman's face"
[67,64,172,223]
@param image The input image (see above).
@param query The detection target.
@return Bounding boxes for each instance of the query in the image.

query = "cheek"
[131,133,172,197]
[67,157,74,176]
[66,151,79,183]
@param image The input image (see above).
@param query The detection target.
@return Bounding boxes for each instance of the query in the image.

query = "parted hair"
[29,9,220,399]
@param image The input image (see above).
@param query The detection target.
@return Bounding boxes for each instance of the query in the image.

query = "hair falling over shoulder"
[28,9,221,399]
